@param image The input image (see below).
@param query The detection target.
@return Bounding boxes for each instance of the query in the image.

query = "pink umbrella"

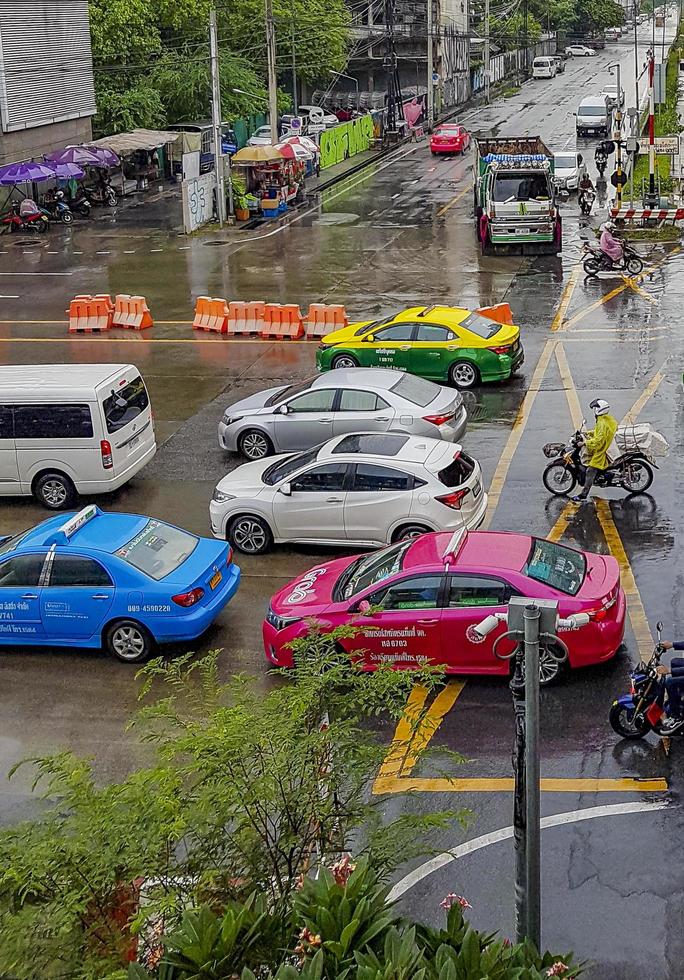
[282,135,320,154]
[276,142,313,161]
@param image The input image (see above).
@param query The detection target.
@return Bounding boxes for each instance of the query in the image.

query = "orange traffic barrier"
[227,300,265,335]
[475,302,514,326]
[304,303,348,339]
[93,294,115,328]
[68,295,96,333]
[192,296,228,333]
[112,294,153,330]
[261,304,304,340]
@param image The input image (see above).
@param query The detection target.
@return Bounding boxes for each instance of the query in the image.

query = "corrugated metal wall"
[0,1,96,132]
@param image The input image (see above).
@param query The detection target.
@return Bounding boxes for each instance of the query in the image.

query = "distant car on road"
[553,150,585,191]
[316,305,523,390]
[429,124,471,155]
[247,126,274,146]
[532,56,557,79]
[210,432,487,554]
[264,528,625,685]
[0,505,240,663]
[604,27,621,40]
[219,369,467,461]
[602,83,625,108]
[552,56,566,73]
[565,44,597,56]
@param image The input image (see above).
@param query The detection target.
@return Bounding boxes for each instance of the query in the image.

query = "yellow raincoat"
[584,413,618,470]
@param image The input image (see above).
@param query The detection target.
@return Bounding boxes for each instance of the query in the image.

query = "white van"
[533,57,557,79]
[576,95,612,136]
[0,364,156,509]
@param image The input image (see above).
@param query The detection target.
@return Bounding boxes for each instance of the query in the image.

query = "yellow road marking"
[621,367,666,424]
[625,279,659,304]
[482,337,556,528]
[436,185,471,217]
[554,342,583,428]
[373,682,465,784]
[551,265,581,331]
[373,776,668,794]
[595,499,653,658]
[547,503,576,543]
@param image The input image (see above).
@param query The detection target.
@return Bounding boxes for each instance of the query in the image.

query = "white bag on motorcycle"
[611,423,669,458]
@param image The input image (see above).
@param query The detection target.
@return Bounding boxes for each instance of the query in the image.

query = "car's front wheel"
[449,360,479,389]
[330,352,359,370]
[238,429,273,460]
[228,514,273,555]
[104,620,153,664]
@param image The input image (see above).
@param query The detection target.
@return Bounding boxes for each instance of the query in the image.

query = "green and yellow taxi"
[315,305,523,389]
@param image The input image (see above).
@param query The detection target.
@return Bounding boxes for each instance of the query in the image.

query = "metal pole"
[634,16,639,116]
[485,0,490,104]
[427,0,434,128]
[510,644,527,943]
[291,1,298,115]
[209,8,228,225]
[648,50,657,203]
[615,63,623,209]
[523,604,541,950]
[265,0,279,143]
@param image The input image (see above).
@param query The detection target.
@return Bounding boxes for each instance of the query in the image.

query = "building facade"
[0,1,96,165]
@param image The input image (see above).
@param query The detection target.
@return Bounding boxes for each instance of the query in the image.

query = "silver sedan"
[219,368,467,460]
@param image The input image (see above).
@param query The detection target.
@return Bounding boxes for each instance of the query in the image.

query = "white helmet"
[590,398,610,417]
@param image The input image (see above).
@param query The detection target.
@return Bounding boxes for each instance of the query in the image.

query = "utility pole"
[484,0,490,104]
[427,0,434,128]
[647,47,657,204]
[384,0,403,134]
[523,0,529,82]
[265,0,279,143]
[290,2,298,115]
[634,16,639,113]
[613,62,623,209]
[522,604,541,948]
[209,8,228,225]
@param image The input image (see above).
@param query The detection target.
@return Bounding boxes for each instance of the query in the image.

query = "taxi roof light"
[47,505,102,546]
[442,525,468,566]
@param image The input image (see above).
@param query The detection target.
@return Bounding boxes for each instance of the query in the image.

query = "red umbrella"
[282,135,320,154]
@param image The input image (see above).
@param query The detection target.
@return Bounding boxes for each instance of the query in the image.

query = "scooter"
[69,189,92,217]
[595,151,608,177]
[609,622,684,738]
[578,187,595,215]
[0,202,49,233]
[542,423,657,497]
[582,241,644,276]
[41,190,74,225]
[85,180,117,207]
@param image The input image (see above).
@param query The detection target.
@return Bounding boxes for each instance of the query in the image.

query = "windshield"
[115,519,198,580]
[264,377,315,407]
[334,540,412,601]
[0,528,33,559]
[524,538,586,596]
[580,106,606,116]
[262,446,320,485]
[354,314,396,337]
[391,373,438,407]
[102,375,149,434]
[460,312,501,340]
[554,155,577,169]
[492,173,550,202]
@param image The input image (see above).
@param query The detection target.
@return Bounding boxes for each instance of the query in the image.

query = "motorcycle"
[0,202,49,233]
[542,422,657,497]
[85,180,117,207]
[68,189,92,217]
[609,622,684,739]
[41,190,74,225]
[578,187,595,215]
[582,241,644,276]
[595,151,608,177]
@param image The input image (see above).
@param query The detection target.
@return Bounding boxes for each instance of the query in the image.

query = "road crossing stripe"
[373,776,668,795]
[551,264,581,331]
[554,342,583,428]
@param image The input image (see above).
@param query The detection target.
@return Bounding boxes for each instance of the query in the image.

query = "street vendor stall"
[231,143,308,219]
[90,128,183,196]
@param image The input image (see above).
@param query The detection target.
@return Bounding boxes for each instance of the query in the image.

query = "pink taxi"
[263,529,626,685]
[429,124,470,155]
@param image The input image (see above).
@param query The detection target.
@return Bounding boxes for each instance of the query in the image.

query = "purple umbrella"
[46,146,101,167]
[49,161,85,180]
[0,160,57,185]
[84,146,120,168]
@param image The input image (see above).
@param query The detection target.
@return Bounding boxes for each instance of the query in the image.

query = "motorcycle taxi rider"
[578,173,594,209]
[599,220,624,267]
[655,643,684,732]
[572,398,618,503]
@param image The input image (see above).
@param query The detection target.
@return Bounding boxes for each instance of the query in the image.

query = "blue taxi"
[0,505,240,663]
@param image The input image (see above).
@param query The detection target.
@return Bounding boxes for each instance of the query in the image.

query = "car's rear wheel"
[331,353,359,370]
[238,429,273,461]
[105,620,153,664]
[33,471,77,510]
[228,514,273,555]
[449,360,479,389]
[392,523,432,542]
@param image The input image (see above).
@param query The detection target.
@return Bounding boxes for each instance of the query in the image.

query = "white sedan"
[565,44,597,56]
[247,126,274,146]
[210,432,487,555]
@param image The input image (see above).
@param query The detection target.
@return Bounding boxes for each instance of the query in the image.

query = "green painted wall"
[319,115,374,170]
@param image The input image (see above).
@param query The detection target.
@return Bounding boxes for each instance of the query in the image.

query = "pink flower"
[440,893,472,911]
[547,963,569,977]
[330,854,356,887]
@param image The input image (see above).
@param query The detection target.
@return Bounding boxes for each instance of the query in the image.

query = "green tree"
[490,12,542,51]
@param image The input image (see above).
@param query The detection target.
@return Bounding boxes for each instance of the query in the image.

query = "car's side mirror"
[365,334,375,343]
[279,404,289,415]
[355,599,372,614]
[279,482,292,495]
[578,153,583,164]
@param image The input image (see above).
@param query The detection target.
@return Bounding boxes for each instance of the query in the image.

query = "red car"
[429,124,470,155]
[263,529,625,685]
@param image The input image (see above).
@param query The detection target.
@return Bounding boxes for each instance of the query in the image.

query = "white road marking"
[0,294,19,298]
[0,271,72,276]
[387,801,668,901]
[392,192,401,199]
[123,250,136,254]
[150,248,163,252]
[95,250,111,254]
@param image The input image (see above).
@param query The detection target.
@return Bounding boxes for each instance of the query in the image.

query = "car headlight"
[212,488,235,503]
[222,413,242,425]
[266,605,302,631]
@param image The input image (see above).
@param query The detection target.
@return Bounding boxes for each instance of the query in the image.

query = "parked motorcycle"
[68,188,92,217]
[609,622,684,738]
[85,179,117,207]
[0,202,49,233]
[578,187,595,215]
[582,241,644,276]
[542,423,656,497]
[42,190,74,225]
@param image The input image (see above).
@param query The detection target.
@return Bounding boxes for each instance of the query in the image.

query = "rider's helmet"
[590,398,610,417]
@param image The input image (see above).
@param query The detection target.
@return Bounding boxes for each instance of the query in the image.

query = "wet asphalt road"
[0,23,682,976]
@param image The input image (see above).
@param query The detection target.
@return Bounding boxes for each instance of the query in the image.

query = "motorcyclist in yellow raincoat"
[572,398,618,503]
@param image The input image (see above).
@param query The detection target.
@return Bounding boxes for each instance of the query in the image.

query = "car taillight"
[100,439,113,469]
[172,587,205,607]
[488,345,511,355]
[586,606,608,621]
[226,547,233,566]
[436,488,470,509]
[423,412,453,425]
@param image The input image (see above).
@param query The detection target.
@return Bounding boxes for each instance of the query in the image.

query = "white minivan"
[0,364,156,509]
[533,56,557,79]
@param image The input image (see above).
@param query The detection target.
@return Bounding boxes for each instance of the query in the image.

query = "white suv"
[210,432,487,554]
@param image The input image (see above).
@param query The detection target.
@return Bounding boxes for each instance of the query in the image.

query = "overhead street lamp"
[329,69,360,111]
[232,88,268,103]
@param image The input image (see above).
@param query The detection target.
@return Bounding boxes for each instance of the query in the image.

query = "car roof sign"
[442,526,468,565]
[47,504,102,546]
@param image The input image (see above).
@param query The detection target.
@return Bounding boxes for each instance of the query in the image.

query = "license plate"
[128,435,140,452]
[472,481,482,498]
[209,571,222,590]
